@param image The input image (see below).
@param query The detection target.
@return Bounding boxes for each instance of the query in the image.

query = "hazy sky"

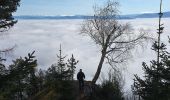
[15,0,170,15]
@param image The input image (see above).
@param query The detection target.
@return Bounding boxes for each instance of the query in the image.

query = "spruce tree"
[37,69,45,91]
[0,0,20,32]
[25,66,39,98]
[2,51,37,100]
[47,45,69,81]
[0,57,6,76]
[132,0,170,99]
[45,46,76,100]
[67,54,78,80]
[0,1,21,87]
[57,45,67,80]
[46,64,58,82]
[0,57,7,92]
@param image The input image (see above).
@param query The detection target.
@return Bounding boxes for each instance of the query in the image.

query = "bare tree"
[81,0,150,84]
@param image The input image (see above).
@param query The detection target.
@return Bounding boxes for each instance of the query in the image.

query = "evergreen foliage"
[46,45,70,81]
[2,0,168,99]
[36,69,45,91]
[57,45,67,79]
[44,46,78,100]
[67,54,79,80]
[0,0,20,32]
[0,51,37,100]
[133,42,170,100]
[132,1,170,99]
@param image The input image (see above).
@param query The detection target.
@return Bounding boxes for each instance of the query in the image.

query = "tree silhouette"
[57,45,67,77]
[67,54,79,80]
[132,0,170,99]
[46,45,71,81]
[0,0,20,58]
[0,0,20,32]
[81,0,150,84]
[0,51,37,100]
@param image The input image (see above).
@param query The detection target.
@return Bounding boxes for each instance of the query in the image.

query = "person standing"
[77,69,85,91]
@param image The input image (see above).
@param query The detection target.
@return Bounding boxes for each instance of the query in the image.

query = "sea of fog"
[0,18,170,92]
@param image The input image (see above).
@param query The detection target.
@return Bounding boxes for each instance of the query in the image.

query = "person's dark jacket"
[77,72,85,81]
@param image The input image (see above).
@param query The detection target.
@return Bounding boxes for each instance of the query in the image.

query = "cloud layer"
[1,18,170,92]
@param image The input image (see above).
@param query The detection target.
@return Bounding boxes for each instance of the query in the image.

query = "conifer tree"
[0,0,21,73]
[46,64,58,82]
[0,0,20,32]
[37,69,45,91]
[47,45,70,81]
[67,54,79,80]
[26,66,39,98]
[0,57,6,75]
[0,57,7,92]
[0,0,21,93]
[45,46,76,100]
[132,0,170,99]
[3,51,37,100]
[57,45,67,79]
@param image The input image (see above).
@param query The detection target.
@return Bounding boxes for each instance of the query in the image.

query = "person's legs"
[79,80,81,90]
[79,80,85,91]
[82,80,84,90]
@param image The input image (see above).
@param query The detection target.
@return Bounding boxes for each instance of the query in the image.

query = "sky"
[14,0,170,16]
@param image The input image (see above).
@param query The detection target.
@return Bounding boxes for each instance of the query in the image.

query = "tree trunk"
[92,50,107,84]
[18,80,23,100]
[92,34,111,85]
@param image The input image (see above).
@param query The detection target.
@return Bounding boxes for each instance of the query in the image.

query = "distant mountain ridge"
[14,11,170,20]
[134,11,170,18]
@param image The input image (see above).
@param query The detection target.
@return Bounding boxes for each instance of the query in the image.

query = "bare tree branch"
[81,0,152,84]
